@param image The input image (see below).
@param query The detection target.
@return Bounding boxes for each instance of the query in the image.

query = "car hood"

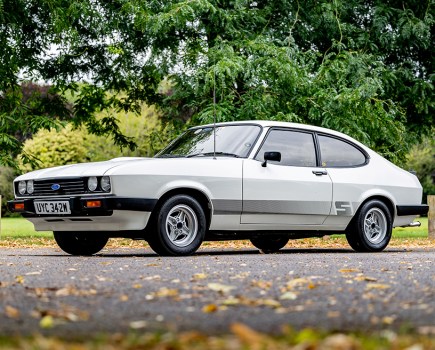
[15,157,152,181]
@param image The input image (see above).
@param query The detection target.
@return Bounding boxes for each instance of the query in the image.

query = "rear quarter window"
[318,135,367,167]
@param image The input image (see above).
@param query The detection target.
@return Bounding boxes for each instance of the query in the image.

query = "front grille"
[32,178,86,197]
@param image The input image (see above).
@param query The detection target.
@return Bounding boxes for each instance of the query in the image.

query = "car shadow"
[20,247,411,258]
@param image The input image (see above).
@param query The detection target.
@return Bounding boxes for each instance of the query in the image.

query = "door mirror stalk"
[262,151,281,167]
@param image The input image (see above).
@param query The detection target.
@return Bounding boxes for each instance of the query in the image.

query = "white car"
[9,121,428,256]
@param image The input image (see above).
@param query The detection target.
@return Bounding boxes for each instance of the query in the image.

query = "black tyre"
[345,200,392,252]
[147,195,206,256]
[53,231,108,256]
[250,236,289,253]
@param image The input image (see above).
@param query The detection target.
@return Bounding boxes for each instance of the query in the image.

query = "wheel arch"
[149,187,212,231]
[346,195,395,232]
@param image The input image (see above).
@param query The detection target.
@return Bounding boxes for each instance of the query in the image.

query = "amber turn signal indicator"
[14,203,25,211]
[85,200,102,208]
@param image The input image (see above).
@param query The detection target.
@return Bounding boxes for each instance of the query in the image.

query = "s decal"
[335,201,353,216]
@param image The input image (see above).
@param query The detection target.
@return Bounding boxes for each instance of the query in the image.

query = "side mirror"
[262,151,281,167]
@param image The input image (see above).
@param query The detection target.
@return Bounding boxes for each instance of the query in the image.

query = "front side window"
[255,129,317,167]
[157,125,261,158]
[318,135,367,167]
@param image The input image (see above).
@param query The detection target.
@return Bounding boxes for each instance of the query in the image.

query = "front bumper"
[8,196,157,217]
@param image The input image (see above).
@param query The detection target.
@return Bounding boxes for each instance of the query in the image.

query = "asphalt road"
[0,246,434,337]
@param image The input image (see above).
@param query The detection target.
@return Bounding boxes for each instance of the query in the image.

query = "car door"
[241,128,333,226]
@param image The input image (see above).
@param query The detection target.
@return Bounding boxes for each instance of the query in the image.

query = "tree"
[0,0,136,168]
[1,1,433,167]
[0,83,70,167]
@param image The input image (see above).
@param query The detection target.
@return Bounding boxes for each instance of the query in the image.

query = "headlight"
[18,181,27,195]
[87,176,98,191]
[100,176,111,192]
[26,180,34,194]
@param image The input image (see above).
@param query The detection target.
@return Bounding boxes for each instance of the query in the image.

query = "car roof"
[193,120,368,149]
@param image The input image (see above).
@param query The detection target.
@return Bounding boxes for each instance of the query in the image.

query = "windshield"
[157,125,261,158]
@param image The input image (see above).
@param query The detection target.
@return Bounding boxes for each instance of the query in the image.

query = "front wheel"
[147,195,206,256]
[53,232,108,256]
[250,237,289,253]
[346,200,392,252]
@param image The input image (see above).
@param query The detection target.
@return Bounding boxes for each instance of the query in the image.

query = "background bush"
[0,167,17,217]
[406,135,435,204]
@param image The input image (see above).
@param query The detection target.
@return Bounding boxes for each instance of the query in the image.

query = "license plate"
[34,201,71,215]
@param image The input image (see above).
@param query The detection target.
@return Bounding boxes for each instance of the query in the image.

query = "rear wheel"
[250,237,289,253]
[346,200,392,252]
[147,195,206,256]
[53,231,108,256]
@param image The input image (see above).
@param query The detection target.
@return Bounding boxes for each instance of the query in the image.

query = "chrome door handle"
[312,170,328,176]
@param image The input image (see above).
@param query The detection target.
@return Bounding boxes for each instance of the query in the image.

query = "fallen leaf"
[129,320,148,329]
[35,307,89,323]
[286,278,310,289]
[55,286,97,297]
[354,276,377,282]
[366,283,390,290]
[15,275,24,284]
[40,315,54,329]
[251,280,272,289]
[25,271,41,276]
[202,304,218,313]
[382,316,396,325]
[192,273,208,280]
[5,306,20,319]
[154,287,179,298]
[207,283,236,293]
[96,276,109,282]
[261,299,281,308]
[280,292,298,300]
[223,297,241,305]
[231,323,266,349]
[339,268,360,273]
[119,295,129,302]
[143,275,161,281]
[178,331,207,343]
[321,334,360,349]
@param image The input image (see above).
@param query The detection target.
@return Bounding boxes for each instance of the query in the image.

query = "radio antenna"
[213,60,216,159]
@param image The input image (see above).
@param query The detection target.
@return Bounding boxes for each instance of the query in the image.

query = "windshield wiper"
[187,152,240,158]
[156,154,186,158]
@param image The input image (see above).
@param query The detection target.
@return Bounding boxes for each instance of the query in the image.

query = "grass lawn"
[1,217,52,238]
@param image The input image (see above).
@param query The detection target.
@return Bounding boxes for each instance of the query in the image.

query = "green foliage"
[406,135,435,203]
[0,166,16,217]
[21,125,90,172]
[1,1,434,167]
[20,105,171,172]
[0,83,68,168]
[85,105,174,161]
